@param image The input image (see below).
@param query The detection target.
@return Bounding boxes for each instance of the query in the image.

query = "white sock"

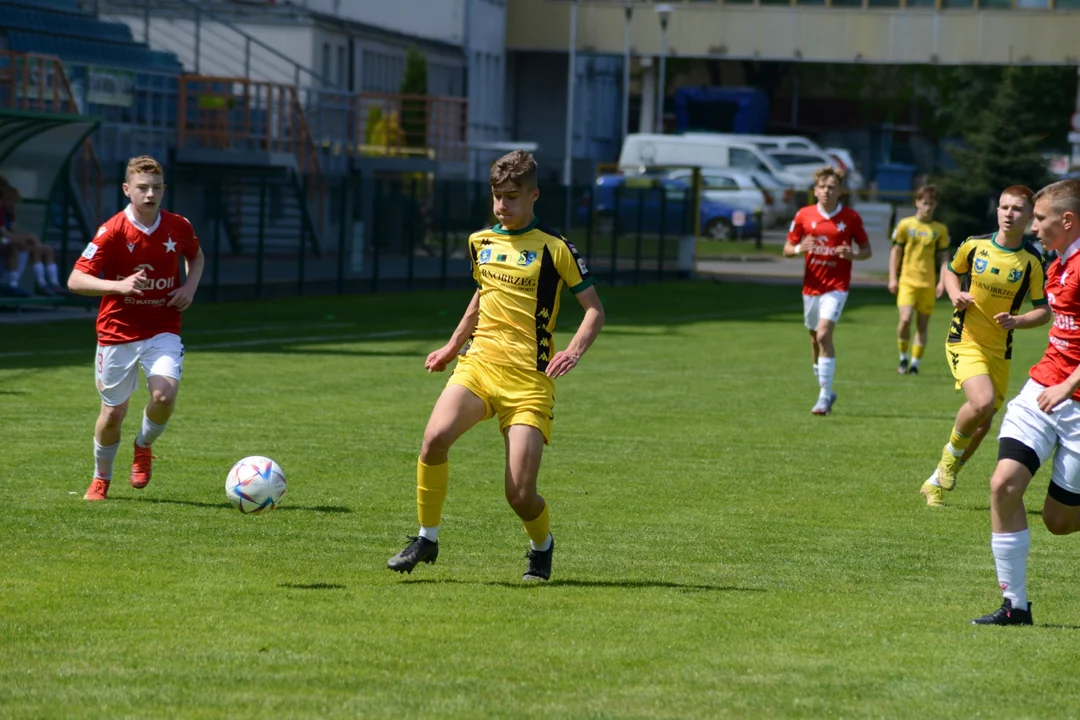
[45,263,59,286]
[992,529,1031,611]
[418,525,439,542]
[135,413,168,448]
[14,250,28,281]
[94,439,120,481]
[946,443,964,457]
[926,468,941,488]
[910,358,920,369]
[32,261,45,286]
[817,357,836,398]
[899,352,910,362]
[812,363,819,382]
[530,532,553,552]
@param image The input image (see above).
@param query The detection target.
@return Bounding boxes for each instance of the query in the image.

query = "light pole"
[622,1,633,143]
[654,3,672,134]
[563,0,578,230]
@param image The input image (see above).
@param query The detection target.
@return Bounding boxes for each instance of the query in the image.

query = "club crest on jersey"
[478,248,492,264]
[974,258,988,274]
[163,237,177,253]
[1007,268,1023,283]
[517,250,537,266]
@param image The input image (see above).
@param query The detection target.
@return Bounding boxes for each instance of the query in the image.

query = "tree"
[400,46,428,150]
[935,66,1052,245]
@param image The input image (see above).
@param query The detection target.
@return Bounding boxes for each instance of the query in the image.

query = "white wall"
[294,0,466,47]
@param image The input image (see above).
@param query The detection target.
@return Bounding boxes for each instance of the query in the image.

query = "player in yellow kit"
[920,186,1050,507]
[387,150,605,580]
[888,185,950,375]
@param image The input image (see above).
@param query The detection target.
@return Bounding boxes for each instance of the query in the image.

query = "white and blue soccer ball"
[225,456,286,514]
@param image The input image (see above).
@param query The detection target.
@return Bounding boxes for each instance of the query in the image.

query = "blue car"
[583,174,761,241]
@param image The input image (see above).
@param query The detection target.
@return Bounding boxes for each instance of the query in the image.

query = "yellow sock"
[416,459,448,528]
[948,428,972,454]
[898,339,910,355]
[521,502,551,546]
[912,344,925,360]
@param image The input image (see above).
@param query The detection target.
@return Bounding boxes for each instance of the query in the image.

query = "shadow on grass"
[404,578,764,593]
[958,506,1043,517]
[278,582,346,590]
[111,496,352,513]
[858,413,958,421]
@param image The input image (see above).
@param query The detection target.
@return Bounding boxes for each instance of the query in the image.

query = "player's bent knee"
[1044,483,1080,535]
[505,486,538,513]
[99,404,127,426]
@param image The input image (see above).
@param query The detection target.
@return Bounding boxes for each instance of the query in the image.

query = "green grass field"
[3,280,1079,718]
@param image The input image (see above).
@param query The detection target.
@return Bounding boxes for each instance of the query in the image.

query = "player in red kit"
[971,178,1080,626]
[67,155,204,501]
[783,166,872,415]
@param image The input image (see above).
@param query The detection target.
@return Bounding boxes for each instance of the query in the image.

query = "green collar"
[492,217,539,236]
[991,231,1023,253]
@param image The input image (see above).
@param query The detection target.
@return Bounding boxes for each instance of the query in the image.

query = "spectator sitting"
[0,185,63,296]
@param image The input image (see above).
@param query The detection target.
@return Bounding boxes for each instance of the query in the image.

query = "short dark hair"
[490,150,537,189]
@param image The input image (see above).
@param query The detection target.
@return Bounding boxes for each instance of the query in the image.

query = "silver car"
[666,168,787,228]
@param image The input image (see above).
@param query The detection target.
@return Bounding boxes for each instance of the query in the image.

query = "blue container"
[875,162,917,199]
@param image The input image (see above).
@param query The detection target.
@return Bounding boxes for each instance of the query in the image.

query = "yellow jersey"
[892,216,950,289]
[466,219,595,372]
[947,233,1047,359]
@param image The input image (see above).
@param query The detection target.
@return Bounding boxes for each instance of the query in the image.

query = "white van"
[681,132,821,152]
[617,133,803,188]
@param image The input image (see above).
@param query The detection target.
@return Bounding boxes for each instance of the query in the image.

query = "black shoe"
[971,598,1033,626]
[907,364,919,375]
[387,536,439,573]
[897,358,909,375]
[523,537,554,581]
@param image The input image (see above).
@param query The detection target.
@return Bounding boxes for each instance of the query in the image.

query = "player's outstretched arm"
[546,286,604,379]
[167,248,205,311]
[425,290,480,373]
[67,267,146,297]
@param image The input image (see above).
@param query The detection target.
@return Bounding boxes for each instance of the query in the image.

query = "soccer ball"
[225,456,286,514]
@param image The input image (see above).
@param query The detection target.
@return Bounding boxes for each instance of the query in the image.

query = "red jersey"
[1031,241,1080,398]
[74,206,200,345]
[787,204,870,295]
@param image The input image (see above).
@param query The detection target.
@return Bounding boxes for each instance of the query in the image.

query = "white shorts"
[95,332,184,407]
[803,291,848,330]
[998,379,1080,495]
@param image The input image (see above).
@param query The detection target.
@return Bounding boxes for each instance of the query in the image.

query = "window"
[704,174,740,190]
[730,147,767,172]
[337,45,346,89]
[322,43,331,82]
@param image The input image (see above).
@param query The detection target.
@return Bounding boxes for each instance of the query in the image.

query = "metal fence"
[66,171,694,302]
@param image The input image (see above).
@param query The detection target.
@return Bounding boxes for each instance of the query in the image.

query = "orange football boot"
[84,477,110,501]
[130,442,154,489]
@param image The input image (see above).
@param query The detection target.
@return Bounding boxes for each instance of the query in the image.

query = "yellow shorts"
[897,284,937,316]
[447,355,556,443]
[946,341,1010,410]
